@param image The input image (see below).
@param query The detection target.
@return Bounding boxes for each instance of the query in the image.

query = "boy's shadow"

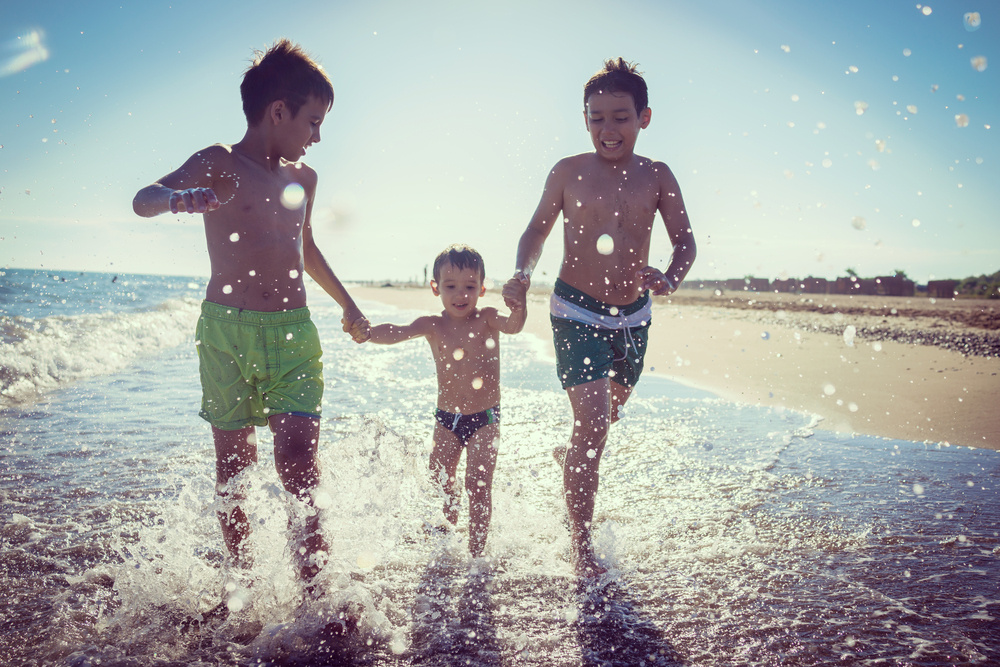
[575,577,685,666]
[410,553,501,666]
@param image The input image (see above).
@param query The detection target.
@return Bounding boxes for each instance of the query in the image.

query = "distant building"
[802,277,828,294]
[875,275,916,297]
[926,280,958,298]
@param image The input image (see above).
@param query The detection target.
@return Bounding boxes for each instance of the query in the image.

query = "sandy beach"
[351,284,1000,451]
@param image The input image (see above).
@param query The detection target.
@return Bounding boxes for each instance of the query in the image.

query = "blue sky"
[1,0,997,284]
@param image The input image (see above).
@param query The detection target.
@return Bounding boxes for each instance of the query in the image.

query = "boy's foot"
[552,445,567,467]
[572,542,608,578]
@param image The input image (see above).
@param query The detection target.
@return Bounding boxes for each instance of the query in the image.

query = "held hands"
[502,276,528,312]
[342,309,371,344]
[169,187,221,214]
[637,266,676,296]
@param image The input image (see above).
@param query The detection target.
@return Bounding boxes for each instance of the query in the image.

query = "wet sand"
[351,284,1000,450]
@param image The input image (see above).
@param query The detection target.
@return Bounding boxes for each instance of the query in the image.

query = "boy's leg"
[268,413,327,580]
[564,379,611,575]
[609,380,634,424]
[464,423,500,557]
[213,425,259,566]
[430,423,464,526]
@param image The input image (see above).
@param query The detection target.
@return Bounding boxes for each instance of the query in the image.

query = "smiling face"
[584,90,651,162]
[275,94,327,161]
[431,260,486,319]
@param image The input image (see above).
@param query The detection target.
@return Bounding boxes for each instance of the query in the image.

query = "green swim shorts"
[550,279,651,390]
[195,301,324,430]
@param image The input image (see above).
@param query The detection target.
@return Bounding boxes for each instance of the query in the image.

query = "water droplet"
[596,234,614,255]
[289,269,300,279]
[920,5,932,16]
[848,402,859,412]
[229,232,240,242]
[583,356,592,365]
[471,377,483,390]
[760,331,770,340]
[222,284,233,294]
[852,216,867,231]
[911,219,921,228]
[280,182,306,209]
[913,483,925,495]
[609,306,619,316]
[249,269,256,276]
[902,48,912,57]
[854,101,869,115]
[452,348,465,361]
[970,55,987,72]
[823,383,836,396]
[286,332,294,340]
[955,113,970,128]
[485,338,496,350]
[843,325,857,347]
[964,12,981,31]
[873,341,883,352]
[586,448,597,459]
[906,104,918,114]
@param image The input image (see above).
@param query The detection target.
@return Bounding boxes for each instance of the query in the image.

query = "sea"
[1,267,997,667]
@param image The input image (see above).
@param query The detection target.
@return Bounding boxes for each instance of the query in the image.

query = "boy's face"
[584,91,651,162]
[431,261,486,319]
[274,94,328,161]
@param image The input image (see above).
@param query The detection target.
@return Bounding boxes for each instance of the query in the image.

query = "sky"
[1,0,997,285]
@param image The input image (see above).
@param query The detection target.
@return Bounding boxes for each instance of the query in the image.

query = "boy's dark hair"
[583,58,648,115]
[241,39,334,126]
[433,244,486,283]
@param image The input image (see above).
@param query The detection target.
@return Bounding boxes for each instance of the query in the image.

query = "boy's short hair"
[433,245,486,283]
[241,39,335,126]
[583,58,648,115]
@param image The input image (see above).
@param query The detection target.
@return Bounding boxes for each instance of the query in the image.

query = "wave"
[0,297,201,405]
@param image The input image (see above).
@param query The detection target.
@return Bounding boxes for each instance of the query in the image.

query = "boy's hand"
[502,277,527,311]
[170,187,220,214]
[637,266,676,296]
[342,314,371,343]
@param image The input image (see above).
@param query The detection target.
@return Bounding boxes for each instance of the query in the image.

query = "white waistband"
[549,292,651,329]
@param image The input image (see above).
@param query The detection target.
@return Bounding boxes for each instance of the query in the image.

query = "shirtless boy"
[510,58,696,576]
[367,245,526,557]
[133,40,370,585]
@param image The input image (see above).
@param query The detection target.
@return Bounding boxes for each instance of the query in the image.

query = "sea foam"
[0,297,200,404]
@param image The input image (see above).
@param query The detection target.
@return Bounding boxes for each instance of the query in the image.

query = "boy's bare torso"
[427,309,502,415]
[557,152,667,306]
[196,144,314,312]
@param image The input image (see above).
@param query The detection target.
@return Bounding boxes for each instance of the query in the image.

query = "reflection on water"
[0,299,998,665]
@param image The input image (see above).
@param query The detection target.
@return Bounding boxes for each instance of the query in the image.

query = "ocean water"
[1,267,998,666]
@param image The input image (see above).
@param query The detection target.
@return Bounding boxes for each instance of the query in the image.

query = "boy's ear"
[479,284,487,297]
[430,280,440,296]
[639,107,652,129]
[269,100,287,125]
[582,109,590,131]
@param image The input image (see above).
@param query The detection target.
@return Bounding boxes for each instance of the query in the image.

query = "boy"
[510,58,696,576]
[132,40,370,585]
[366,245,527,557]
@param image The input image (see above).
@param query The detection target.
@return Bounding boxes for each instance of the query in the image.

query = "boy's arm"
[493,278,527,335]
[638,162,697,296]
[132,146,223,217]
[512,160,568,290]
[299,166,370,343]
[369,316,435,345]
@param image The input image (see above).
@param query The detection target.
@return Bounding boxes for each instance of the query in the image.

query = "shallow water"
[1,270,997,665]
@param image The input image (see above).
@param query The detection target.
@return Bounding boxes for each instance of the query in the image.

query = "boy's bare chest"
[432,319,498,367]
[212,171,305,236]
[564,175,658,230]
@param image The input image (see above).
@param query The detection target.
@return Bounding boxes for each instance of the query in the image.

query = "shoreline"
[349,285,1000,451]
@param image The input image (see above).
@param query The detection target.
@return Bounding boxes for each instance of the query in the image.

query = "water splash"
[596,234,614,255]
[970,55,987,72]
[281,182,306,210]
[0,29,49,77]
[963,12,981,31]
